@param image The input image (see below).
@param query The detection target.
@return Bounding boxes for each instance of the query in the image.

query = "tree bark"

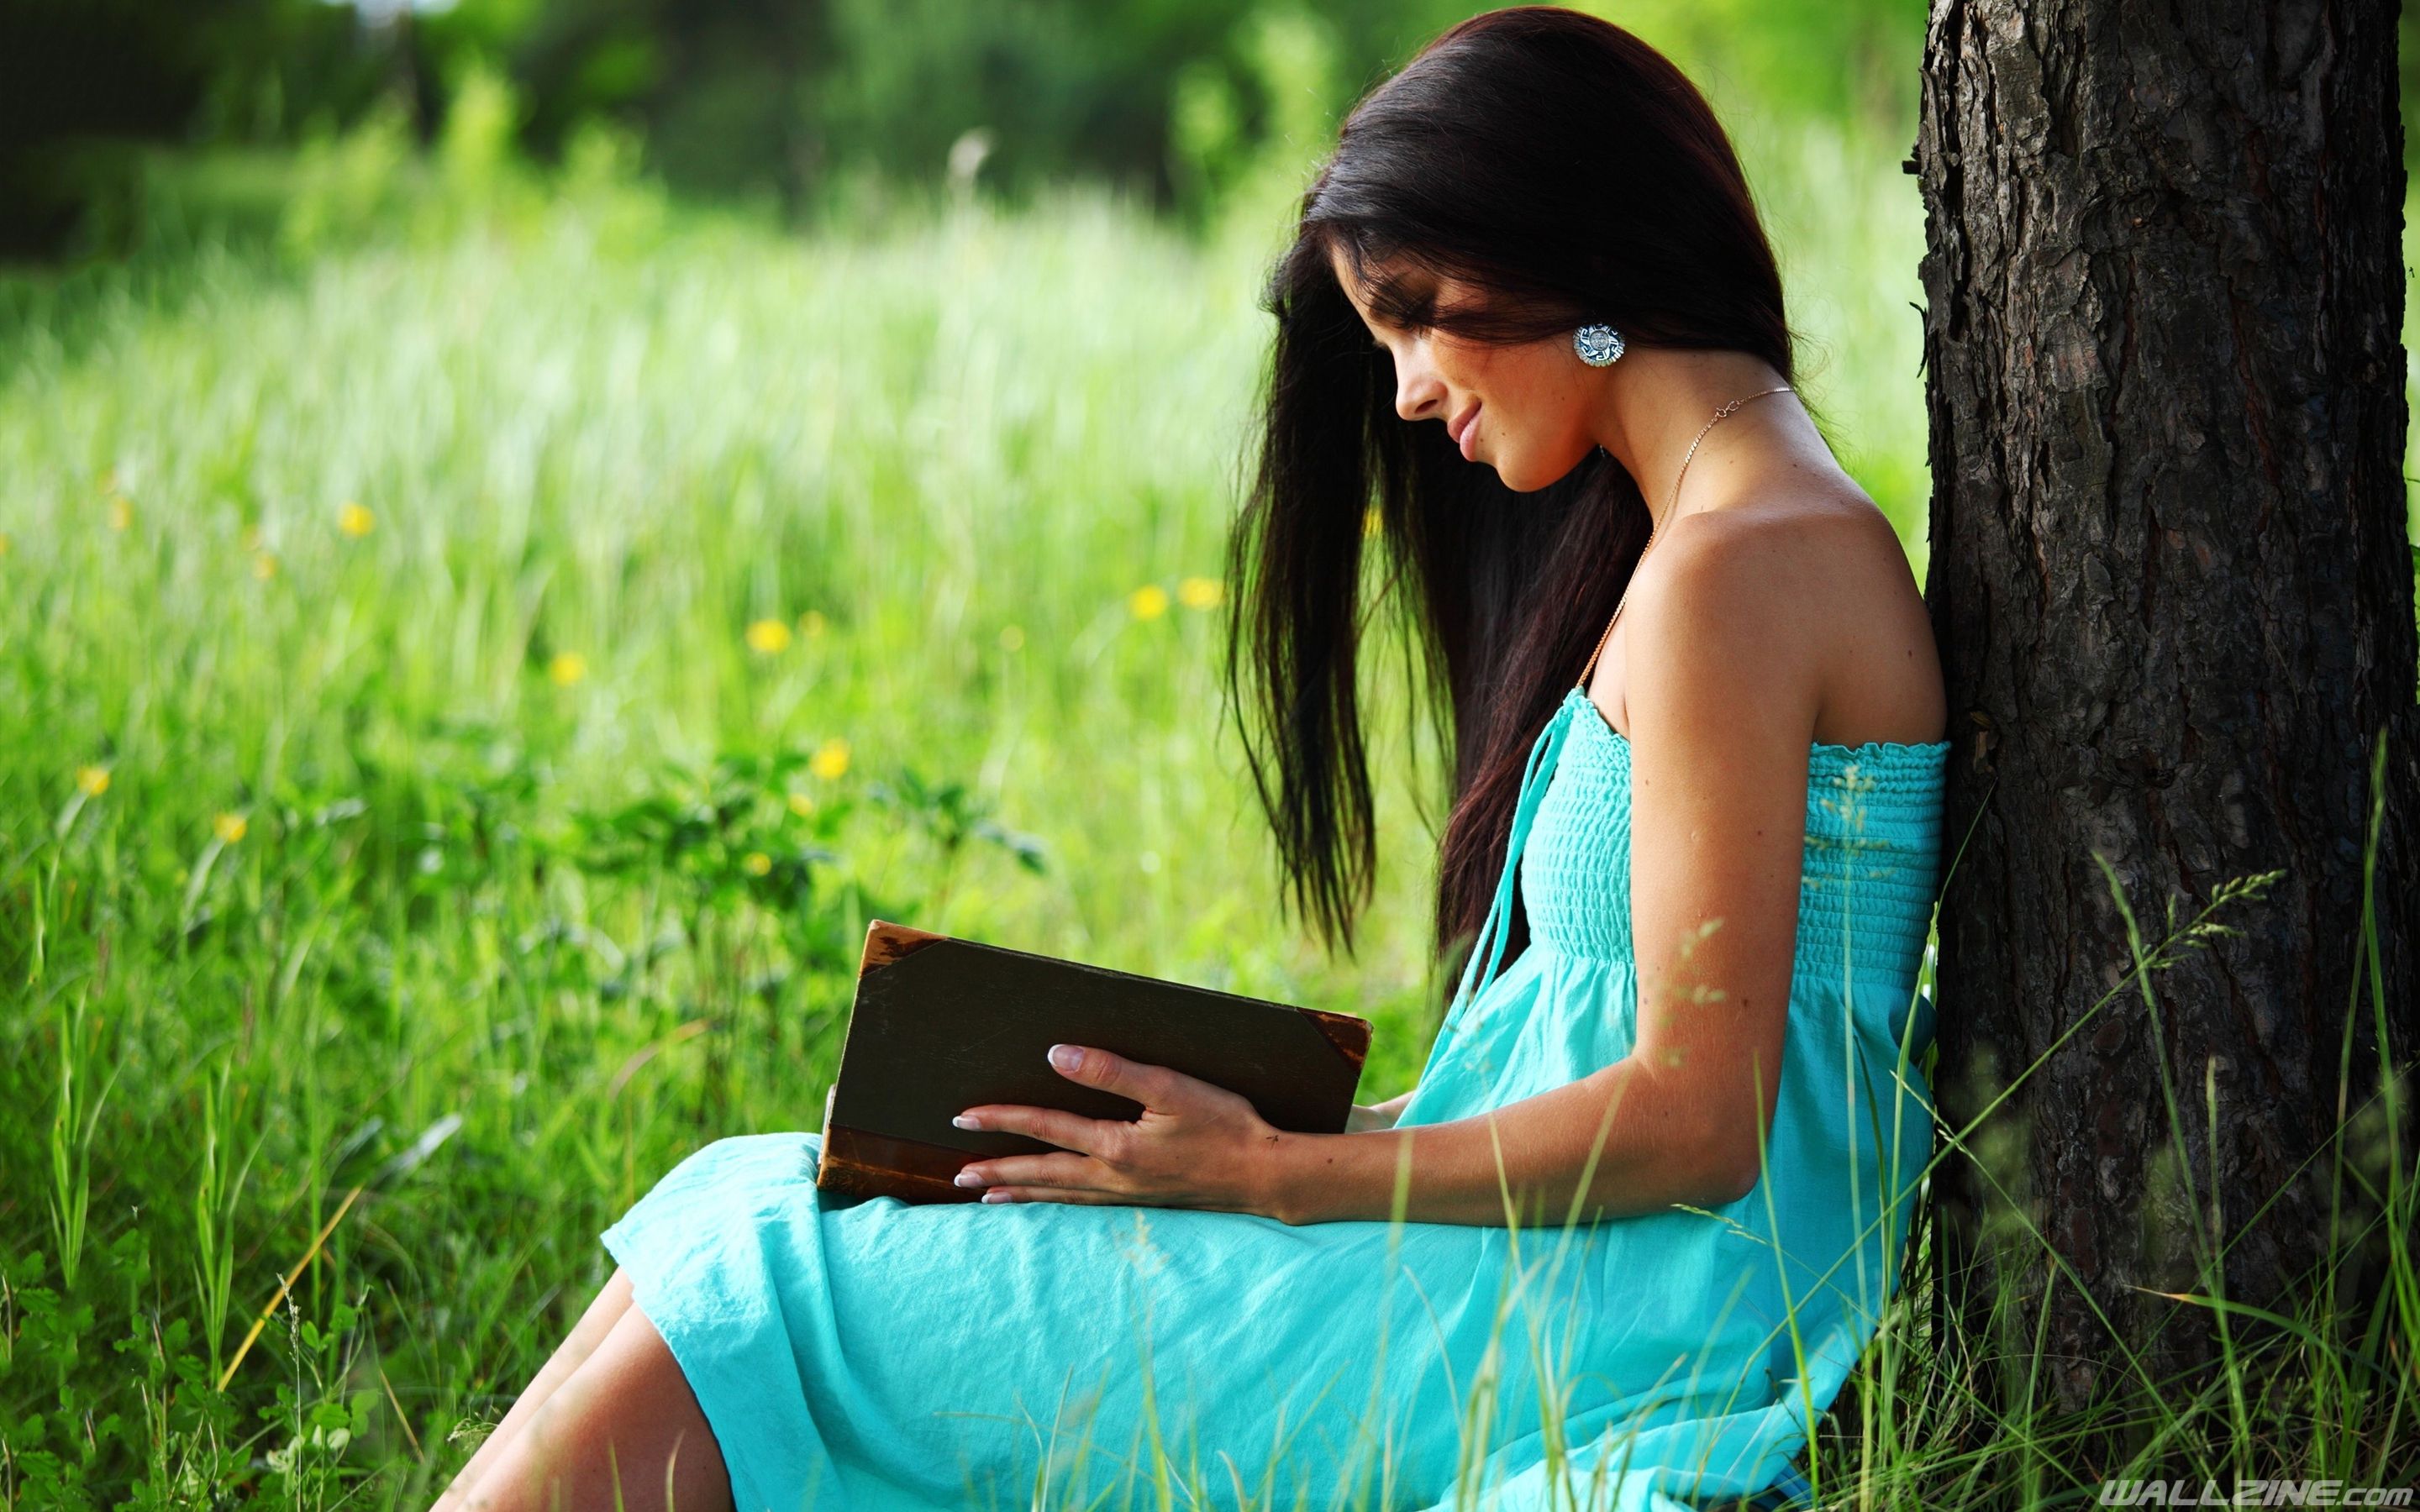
[1912,0,2417,1438]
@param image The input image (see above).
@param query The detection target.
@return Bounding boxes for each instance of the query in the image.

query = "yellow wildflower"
[809,737,850,780]
[1128,584,1169,620]
[77,765,110,796]
[338,501,375,537]
[548,652,587,686]
[108,496,132,532]
[214,812,247,844]
[998,623,1025,651]
[786,790,815,816]
[252,552,277,580]
[797,610,827,638]
[742,851,772,877]
[746,618,792,654]
[1177,576,1223,609]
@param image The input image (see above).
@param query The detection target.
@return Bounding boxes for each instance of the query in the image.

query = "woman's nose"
[1393,360,1445,424]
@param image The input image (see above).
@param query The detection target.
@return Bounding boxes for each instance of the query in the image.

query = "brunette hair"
[1221,5,1818,992]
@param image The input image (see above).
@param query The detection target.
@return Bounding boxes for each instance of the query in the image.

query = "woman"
[433,8,1950,1510]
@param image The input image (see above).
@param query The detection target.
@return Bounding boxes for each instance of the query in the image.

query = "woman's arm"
[950,1037,1757,1225]
[1274,527,1817,1226]
[1258,1053,1749,1225]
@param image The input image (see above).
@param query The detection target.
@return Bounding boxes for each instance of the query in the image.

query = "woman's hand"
[950,1043,1287,1216]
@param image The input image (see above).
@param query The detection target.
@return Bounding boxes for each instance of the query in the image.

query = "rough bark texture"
[1912,0,2418,1431]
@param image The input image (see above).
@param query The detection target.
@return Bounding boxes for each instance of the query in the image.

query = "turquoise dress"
[600,683,1949,1511]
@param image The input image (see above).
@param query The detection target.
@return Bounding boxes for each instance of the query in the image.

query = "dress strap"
[1443,697,1577,1026]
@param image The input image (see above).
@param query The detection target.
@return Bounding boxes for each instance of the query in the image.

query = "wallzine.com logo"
[2098,1483,2413,1507]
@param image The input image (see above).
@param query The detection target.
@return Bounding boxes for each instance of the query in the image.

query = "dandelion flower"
[108,496,132,532]
[252,552,277,580]
[746,618,793,654]
[338,501,375,537]
[998,623,1024,651]
[214,812,247,844]
[1177,576,1222,609]
[743,851,772,877]
[549,651,587,686]
[809,737,850,780]
[786,790,815,816]
[1128,584,1169,620]
[77,765,110,796]
[797,610,827,638]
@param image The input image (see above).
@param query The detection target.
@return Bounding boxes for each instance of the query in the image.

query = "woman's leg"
[427,1296,733,1512]
[431,1267,639,1509]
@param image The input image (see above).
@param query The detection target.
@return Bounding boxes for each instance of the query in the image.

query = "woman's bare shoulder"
[1654,491,1944,748]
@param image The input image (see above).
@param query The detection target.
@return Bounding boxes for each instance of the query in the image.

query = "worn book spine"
[816,926,989,1203]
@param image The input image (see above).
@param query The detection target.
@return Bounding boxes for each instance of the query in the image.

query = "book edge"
[860,921,1375,1039]
[814,1121,984,1205]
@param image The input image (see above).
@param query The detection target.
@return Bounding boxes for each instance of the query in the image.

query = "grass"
[0,110,2413,1510]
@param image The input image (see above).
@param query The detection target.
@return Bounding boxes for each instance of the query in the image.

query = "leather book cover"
[814,920,1371,1205]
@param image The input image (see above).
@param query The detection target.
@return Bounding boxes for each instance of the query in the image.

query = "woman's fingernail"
[955,1169,986,1187]
[951,1114,980,1130]
[1048,1044,1082,1073]
[981,1189,1013,1203]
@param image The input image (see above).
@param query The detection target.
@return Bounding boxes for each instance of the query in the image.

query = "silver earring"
[1572,323,1625,367]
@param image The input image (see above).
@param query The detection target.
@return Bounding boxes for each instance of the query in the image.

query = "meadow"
[0,102,2411,1508]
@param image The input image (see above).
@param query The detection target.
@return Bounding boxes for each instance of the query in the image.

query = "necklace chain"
[1576,385,1794,692]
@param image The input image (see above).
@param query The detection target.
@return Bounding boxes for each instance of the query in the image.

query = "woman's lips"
[1453,402,1481,460]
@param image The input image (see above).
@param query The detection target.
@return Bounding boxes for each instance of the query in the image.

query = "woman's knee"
[465,1305,733,1512]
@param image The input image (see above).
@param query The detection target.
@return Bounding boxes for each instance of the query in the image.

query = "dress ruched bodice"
[1397,682,1949,1117]
[1521,686,1946,985]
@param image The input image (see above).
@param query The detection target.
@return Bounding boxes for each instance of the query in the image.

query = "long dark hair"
[1222,6,1818,995]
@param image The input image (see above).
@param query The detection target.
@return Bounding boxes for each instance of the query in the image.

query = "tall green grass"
[0,108,2411,1509]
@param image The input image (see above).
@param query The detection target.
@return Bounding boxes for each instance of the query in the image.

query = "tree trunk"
[1911,0,2418,1441]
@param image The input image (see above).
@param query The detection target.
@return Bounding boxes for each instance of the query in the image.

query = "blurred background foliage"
[3,0,1931,258]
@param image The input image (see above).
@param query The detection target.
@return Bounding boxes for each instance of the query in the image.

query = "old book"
[814,920,1372,1205]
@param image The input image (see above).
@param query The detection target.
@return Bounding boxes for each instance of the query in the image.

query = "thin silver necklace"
[1576,384,1794,690]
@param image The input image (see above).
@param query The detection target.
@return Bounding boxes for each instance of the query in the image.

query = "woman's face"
[1326,244,1602,493]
